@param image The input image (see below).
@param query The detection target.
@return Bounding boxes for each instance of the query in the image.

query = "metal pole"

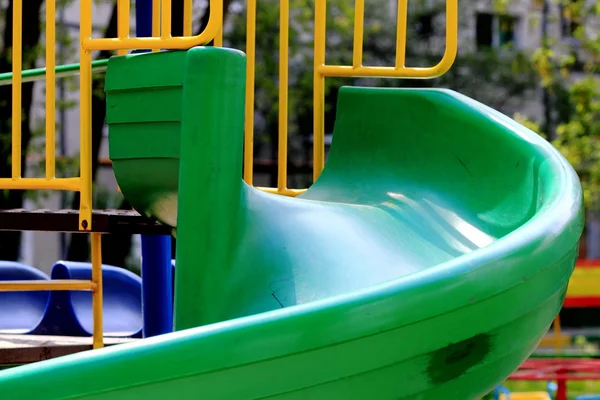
[136,0,174,337]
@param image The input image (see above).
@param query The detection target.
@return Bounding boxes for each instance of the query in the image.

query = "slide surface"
[0,82,583,399]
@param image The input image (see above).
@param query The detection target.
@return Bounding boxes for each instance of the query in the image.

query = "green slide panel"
[0,48,583,399]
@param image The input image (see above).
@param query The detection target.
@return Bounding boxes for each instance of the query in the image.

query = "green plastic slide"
[0,48,583,399]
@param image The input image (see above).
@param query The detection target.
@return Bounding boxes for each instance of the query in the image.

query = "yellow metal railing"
[0,0,457,351]
[0,0,109,349]
[0,0,223,350]
[6,0,92,229]
[245,0,459,192]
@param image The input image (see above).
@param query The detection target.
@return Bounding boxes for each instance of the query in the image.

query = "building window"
[476,12,518,50]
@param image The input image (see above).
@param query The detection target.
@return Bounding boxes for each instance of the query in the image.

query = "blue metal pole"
[136,0,173,337]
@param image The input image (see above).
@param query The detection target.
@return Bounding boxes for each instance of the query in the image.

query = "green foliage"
[554,78,600,209]
[515,0,600,211]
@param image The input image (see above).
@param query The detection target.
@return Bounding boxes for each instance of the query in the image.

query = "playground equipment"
[0,0,585,399]
[32,262,143,338]
[0,262,49,334]
[500,394,552,400]
[509,359,600,400]
[0,261,142,337]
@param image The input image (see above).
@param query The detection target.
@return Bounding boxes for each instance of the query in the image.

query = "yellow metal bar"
[243,0,257,185]
[318,64,455,78]
[278,0,289,191]
[91,232,104,349]
[313,0,326,181]
[183,0,192,36]
[161,0,171,39]
[45,0,56,179]
[0,280,95,292]
[395,0,408,69]
[117,0,130,55]
[86,32,221,50]
[80,0,93,231]
[0,177,81,191]
[212,0,224,47]
[152,0,160,52]
[257,187,306,197]
[317,0,457,79]
[12,0,22,179]
[352,0,364,68]
[215,26,223,47]
[435,0,460,75]
[83,0,223,51]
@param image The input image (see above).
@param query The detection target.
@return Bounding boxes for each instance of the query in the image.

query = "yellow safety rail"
[0,0,222,351]
[246,0,459,192]
[0,0,457,351]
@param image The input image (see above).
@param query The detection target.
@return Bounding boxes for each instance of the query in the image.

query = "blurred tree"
[514,0,600,255]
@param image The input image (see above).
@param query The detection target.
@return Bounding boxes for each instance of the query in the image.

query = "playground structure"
[0,0,586,399]
[0,261,142,337]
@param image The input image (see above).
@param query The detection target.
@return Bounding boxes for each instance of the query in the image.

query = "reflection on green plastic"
[0,47,584,400]
[0,59,109,86]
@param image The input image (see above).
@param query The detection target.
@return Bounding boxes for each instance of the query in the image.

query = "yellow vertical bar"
[80,0,93,230]
[244,0,257,185]
[12,0,23,179]
[161,0,172,39]
[215,26,223,47]
[445,0,458,64]
[313,0,326,181]
[395,0,408,69]
[352,0,364,68]
[183,0,192,36]
[152,0,160,52]
[91,232,104,349]
[117,0,130,55]
[45,0,56,179]
[278,0,289,191]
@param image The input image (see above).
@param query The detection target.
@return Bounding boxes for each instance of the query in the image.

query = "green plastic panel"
[0,47,584,400]
[105,50,189,227]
